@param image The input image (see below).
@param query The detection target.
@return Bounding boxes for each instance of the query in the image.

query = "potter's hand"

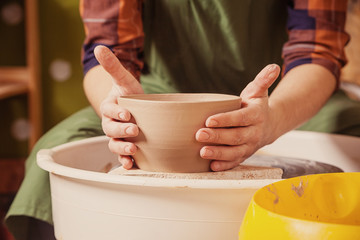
[196,64,280,171]
[94,45,144,169]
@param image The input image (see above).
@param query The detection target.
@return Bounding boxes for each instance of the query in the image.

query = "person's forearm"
[268,64,337,143]
[83,65,113,116]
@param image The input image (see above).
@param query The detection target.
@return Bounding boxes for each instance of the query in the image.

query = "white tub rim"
[37,136,278,189]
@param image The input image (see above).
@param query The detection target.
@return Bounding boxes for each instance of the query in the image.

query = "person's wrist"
[265,100,285,145]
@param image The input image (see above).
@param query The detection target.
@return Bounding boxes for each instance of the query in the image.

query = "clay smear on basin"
[291,178,308,197]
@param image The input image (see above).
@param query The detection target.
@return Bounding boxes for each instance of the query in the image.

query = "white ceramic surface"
[37,130,360,240]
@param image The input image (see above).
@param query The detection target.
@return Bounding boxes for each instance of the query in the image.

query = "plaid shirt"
[283,0,349,81]
[80,0,349,82]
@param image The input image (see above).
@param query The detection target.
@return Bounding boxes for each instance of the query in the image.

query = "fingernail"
[125,126,135,135]
[266,64,277,79]
[119,112,127,121]
[125,145,133,154]
[207,119,218,127]
[198,131,210,141]
[202,148,214,157]
[268,64,276,71]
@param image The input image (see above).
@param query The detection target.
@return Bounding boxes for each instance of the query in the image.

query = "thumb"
[240,64,280,99]
[94,45,138,88]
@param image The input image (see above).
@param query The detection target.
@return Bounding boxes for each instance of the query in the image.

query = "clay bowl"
[117,93,241,173]
[239,172,360,239]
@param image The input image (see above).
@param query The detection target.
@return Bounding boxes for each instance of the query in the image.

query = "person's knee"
[6,216,55,240]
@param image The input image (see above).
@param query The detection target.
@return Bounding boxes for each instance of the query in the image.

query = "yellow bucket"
[239,172,360,240]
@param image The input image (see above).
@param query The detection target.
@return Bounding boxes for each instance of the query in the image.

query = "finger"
[210,159,244,172]
[108,138,137,155]
[118,155,134,170]
[101,100,131,121]
[200,145,247,161]
[94,45,138,92]
[196,127,258,146]
[102,118,139,138]
[240,64,280,99]
[205,106,263,128]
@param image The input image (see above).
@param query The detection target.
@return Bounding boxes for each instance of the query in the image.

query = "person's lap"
[5,106,102,240]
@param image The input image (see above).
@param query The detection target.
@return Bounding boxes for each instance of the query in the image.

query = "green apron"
[140,0,287,94]
[5,1,360,239]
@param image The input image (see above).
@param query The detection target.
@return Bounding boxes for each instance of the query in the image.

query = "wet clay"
[108,164,283,180]
[118,93,241,173]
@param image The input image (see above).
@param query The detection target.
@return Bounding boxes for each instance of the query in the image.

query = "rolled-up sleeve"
[80,0,144,80]
[283,0,349,83]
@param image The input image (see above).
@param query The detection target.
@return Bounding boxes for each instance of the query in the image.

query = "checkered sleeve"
[283,0,350,83]
[80,0,144,80]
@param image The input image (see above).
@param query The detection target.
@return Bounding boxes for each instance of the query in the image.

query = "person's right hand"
[94,45,144,169]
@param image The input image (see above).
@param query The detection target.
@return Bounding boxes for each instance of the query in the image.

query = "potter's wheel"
[109,155,343,180]
[243,154,343,178]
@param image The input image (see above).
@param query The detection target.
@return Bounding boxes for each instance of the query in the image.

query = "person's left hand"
[195,64,281,171]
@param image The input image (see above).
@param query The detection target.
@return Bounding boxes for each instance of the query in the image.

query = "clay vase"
[117,93,241,173]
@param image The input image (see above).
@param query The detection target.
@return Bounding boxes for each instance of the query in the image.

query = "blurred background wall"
[0,0,87,158]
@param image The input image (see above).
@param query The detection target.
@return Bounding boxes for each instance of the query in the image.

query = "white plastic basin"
[37,130,360,240]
